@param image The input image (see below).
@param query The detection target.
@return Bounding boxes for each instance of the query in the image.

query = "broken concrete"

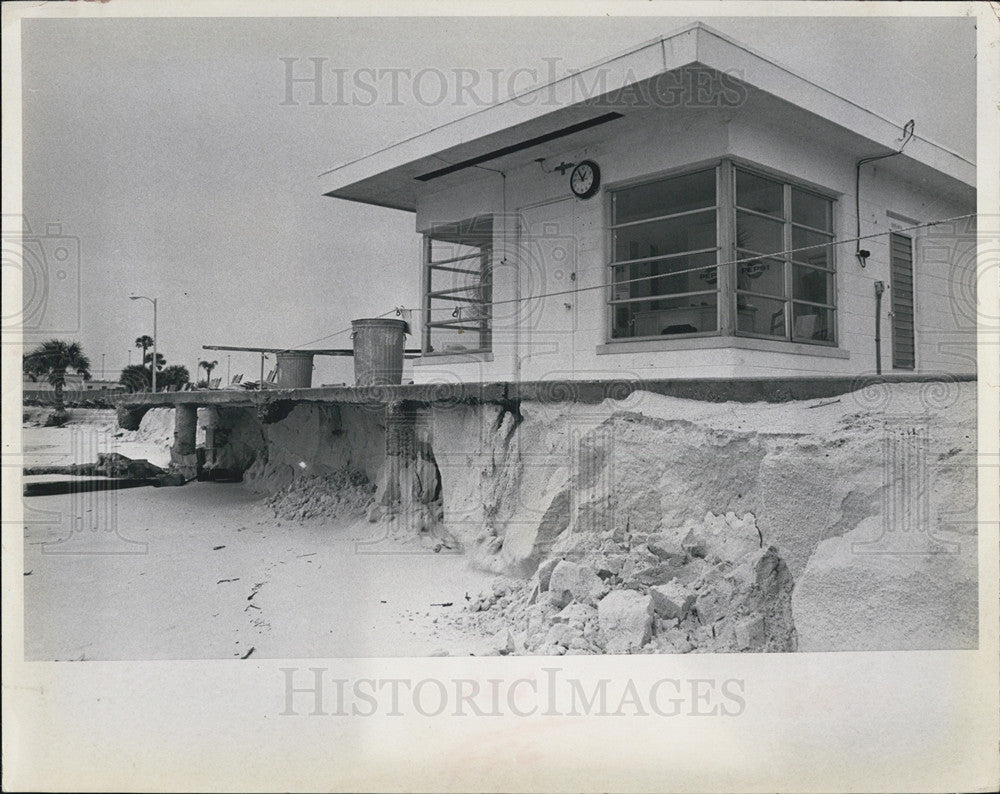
[650,580,695,620]
[455,511,797,654]
[24,452,164,480]
[598,590,654,653]
[547,560,608,606]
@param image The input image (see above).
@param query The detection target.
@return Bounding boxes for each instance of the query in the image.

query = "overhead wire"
[281,201,975,347]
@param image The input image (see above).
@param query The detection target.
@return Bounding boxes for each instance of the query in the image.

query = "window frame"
[421,216,494,356]
[606,166,723,342]
[733,164,838,347]
[605,159,838,348]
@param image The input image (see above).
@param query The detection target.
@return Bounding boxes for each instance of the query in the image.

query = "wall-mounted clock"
[570,160,600,199]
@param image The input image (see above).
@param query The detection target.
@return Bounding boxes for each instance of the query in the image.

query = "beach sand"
[21,418,498,661]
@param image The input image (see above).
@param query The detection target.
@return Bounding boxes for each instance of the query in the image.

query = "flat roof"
[319,22,975,212]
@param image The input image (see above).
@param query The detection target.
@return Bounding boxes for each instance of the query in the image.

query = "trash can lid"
[351,318,410,334]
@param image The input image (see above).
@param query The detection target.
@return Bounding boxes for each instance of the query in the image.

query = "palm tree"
[199,359,219,386]
[119,364,151,393]
[159,364,190,390]
[135,335,154,364]
[144,351,166,371]
[23,339,91,425]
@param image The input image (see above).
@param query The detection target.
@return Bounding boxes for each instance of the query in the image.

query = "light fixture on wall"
[535,158,577,176]
[855,119,915,268]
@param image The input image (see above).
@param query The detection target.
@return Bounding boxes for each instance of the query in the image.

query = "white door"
[516,199,578,380]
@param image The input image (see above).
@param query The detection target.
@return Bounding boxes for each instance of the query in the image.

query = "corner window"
[735,168,835,344]
[422,216,492,355]
[607,163,836,346]
[609,169,719,339]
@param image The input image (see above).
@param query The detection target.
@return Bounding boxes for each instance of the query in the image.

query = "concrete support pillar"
[170,404,199,479]
[202,406,221,470]
[378,402,441,537]
[380,401,414,506]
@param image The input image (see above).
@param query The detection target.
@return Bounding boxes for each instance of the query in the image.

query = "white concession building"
[321,22,976,385]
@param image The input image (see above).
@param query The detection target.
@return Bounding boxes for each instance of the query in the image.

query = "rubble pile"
[24,452,164,479]
[461,511,797,655]
[263,468,377,522]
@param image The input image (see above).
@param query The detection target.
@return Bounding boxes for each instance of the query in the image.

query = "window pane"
[429,258,487,293]
[736,252,785,297]
[424,322,491,354]
[614,209,716,262]
[426,216,492,353]
[614,170,716,225]
[428,216,493,249]
[792,303,834,342]
[611,295,717,338]
[791,188,832,231]
[429,238,484,264]
[736,295,786,338]
[792,264,833,305]
[618,251,718,299]
[791,226,833,268]
[736,211,783,255]
[736,170,783,217]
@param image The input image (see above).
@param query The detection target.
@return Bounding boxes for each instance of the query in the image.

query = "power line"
[282,211,977,339]
[485,211,978,309]
[282,309,396,351]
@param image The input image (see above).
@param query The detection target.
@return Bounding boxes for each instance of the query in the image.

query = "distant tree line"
[118,335,190,392]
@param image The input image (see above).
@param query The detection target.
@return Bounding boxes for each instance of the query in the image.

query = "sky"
[16,13,976,386]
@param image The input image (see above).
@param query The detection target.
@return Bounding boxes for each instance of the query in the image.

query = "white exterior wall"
[412,107,975,384]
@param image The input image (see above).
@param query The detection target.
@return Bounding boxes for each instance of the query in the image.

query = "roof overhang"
[319,22,975,212]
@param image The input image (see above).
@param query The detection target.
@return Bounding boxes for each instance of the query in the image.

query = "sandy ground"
[21,421,498,661]
[22,408,171,469]
[20,383,976,660]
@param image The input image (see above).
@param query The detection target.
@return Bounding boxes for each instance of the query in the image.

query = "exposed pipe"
[855,120,915,267]
[874,280,885,375]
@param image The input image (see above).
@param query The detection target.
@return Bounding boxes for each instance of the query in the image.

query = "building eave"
[319,21,975,212]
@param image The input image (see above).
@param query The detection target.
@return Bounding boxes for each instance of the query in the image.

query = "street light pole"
[130,294,158,393]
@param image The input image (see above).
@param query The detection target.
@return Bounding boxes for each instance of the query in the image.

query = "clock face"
[570,160,600,199]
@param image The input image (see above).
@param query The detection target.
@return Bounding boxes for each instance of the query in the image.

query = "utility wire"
[282,210,977,339]
[283,308,400,352]
[483,210,977,309]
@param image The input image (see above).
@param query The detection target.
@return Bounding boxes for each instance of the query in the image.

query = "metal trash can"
[275,351,314,388]
[351,318,408,386]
